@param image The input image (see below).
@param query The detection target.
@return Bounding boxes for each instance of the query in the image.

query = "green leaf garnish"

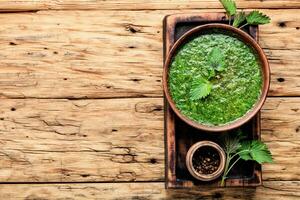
[206,67,216,79]
[221,131,273,187]
[188,48,225,100]
[238,140,273,164]
[208,47,226,72]
[223,135,240,155]
[190,78,212,100]
[219,0,237,16]
[246,10,271,25]
[233,11,246,27]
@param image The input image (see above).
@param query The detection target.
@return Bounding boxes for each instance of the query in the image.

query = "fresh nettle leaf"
[190,78,212,100]
[220,131,273,187]
[206,67,216,79]
[208,47,226,72]
[222,129,247,154]
[219,0,237,17]
[218,0,271,28]
[246,10,271,25]
[237,141,254,160]
[238,140,273,164]
[223,135,240,155]
[189,48,225,100]
[233,11,246,27]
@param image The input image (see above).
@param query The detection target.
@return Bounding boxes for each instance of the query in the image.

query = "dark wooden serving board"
[163,13,262,189]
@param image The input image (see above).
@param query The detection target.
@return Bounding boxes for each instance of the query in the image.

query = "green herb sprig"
[189,47,225,100]
[218,0,271,28]
[219,0,237,25]
[233,11,246,27]
[221,131,273,187]
[190,77,212,100]
[241,10,271,28]
[208,47,226,72]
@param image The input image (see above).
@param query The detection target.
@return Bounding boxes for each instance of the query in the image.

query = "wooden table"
[0,1,299,199]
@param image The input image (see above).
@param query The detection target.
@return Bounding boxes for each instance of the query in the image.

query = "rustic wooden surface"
[0,9,299,98]
[0,0,299,199]
[0,181,300,199]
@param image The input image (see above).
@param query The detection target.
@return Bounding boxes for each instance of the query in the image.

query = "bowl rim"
[163,23,270,132]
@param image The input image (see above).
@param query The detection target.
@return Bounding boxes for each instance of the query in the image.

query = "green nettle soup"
[169,33,262,126]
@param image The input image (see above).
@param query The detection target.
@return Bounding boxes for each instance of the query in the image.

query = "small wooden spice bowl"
[186,141,226,181]
[163,24,270,132]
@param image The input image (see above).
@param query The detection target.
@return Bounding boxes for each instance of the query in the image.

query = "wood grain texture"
[261,98,300,181]
[0,0,300,11]
[0,181,299,199]
[0,98,164,182]
[0,0,298,198]
[0,9,299,99]
[0,97,298,182]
